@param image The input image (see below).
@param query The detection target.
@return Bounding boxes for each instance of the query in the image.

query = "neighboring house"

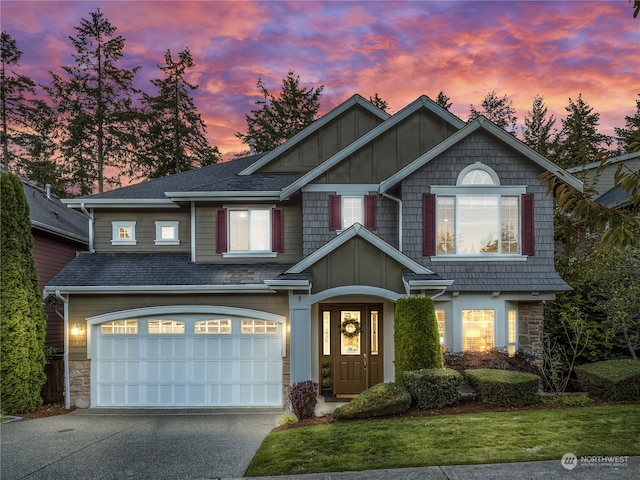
[567,151,640,199]
[45,94,582,409]
[21,177,88,352]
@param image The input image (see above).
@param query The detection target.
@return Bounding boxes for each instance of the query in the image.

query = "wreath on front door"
[340,318,361,338]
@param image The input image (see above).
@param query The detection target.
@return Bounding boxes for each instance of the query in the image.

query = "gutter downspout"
[381,192,402,251]
[54,291,71,409]
[80,203,95,253]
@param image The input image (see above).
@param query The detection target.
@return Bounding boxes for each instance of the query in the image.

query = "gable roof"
[21,177,88,243]
[378,116,583,193]
[279,95,467,200]
[238,94,390,176]
[285,223,436,276]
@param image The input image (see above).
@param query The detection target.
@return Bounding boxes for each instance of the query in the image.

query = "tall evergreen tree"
[1,172,47,415]
[435,91,452,111]
[368,93,389,112]
[137,48,220,179]
[45,9,140,194]
[523,95,557,158]
[614,94,640,153]
[237,70,323,153]
[553,93,610,169]
[0,32,63,192]
[469,91,518,135]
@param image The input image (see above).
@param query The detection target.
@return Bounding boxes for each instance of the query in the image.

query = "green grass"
[247,405,640,476]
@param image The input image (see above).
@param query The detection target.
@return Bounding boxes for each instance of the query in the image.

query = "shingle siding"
[399,131,563,291]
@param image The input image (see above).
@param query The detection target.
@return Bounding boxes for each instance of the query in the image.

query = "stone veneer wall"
[68,360,91,408]
[518,301,544,359]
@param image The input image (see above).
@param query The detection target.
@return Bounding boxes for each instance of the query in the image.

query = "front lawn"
[247,404,640,476]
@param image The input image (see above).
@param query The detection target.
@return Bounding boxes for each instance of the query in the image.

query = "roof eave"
[31,221,89,244]
[62,199,179,208]
[165,191,282,202]
[44,284,275,295]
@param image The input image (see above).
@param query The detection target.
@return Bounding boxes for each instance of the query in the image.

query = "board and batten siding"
[257,105,384,174]
[93,208,191,253]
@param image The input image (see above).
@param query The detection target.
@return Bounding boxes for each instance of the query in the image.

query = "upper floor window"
[111,221,136,245]
[216,207,283,256]
[424,163,534,258]
[329,194,377,231]
[155,221,179,245]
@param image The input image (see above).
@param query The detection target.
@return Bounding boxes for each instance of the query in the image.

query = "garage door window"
[241,319,279,334]
[148,319,185,334]
[194,319,231,334]
[100,319,138,334]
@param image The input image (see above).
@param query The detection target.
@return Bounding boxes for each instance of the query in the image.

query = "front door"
[320,304,383,396]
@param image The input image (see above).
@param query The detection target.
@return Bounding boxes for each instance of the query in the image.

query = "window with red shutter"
[521,193,535,256]
[216,208,227,253]
[364,195,377,230]
[329,195,342,230]
[271,208,284,253]
[423,193,436,256]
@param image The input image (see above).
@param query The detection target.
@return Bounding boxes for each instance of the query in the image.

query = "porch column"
[289,294,312,383]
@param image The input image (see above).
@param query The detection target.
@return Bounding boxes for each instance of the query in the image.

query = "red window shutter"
[423,194,436,256]
[364,195,377,230]
[329,195,341,230]
[216,208,227,253]
[271,208,284,253]
[521,193,535,256]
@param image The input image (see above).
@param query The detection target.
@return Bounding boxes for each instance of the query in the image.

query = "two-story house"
[45,94,582,409]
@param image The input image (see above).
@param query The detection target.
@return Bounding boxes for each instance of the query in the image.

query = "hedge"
[465,369,541,407]
[574,360,640,401]
[394,297,443,384]
[332,383,411,420]
[403,368,462,410]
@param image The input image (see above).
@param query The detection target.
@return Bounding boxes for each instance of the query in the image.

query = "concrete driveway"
[0,408,280,480]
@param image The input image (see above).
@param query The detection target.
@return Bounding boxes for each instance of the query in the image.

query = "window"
[342,197,363,229]
[462,310,494,352]
[507,310,518,356]
[100,319,138,334]
[155,221,179,245]
[436,310,446,346]
[148,319,185,334]
[425,163,534,257]
[322,311,331,355]
[216,207,283,255]
[329,194,377,231]
[241,319,279,334]
[370,310,379,355]
[195,319,231,334]
[111,221,136,245]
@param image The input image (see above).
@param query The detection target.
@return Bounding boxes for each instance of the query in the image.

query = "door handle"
[363,353,367,369]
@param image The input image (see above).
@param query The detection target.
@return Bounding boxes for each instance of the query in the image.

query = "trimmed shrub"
[394,297,443,384]
[466,369,541,407]
[288,380,318,420]
[574,360,640,401]
[403,368,462,410]
[332,383,411,420]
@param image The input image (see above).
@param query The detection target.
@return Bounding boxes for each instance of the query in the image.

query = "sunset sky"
[2,0,639,160]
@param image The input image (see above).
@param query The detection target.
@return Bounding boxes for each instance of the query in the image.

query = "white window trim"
[223,204,275,257]
[155,221,180,245]
[111,221,137,245]
[342,195,364,231]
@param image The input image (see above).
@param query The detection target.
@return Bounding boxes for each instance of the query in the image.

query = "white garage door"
[94,315,283,407]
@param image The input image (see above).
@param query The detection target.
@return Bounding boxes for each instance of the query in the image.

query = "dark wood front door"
[320,304,383,396]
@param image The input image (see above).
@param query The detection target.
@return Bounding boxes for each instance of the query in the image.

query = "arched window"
[457,163,500,186]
